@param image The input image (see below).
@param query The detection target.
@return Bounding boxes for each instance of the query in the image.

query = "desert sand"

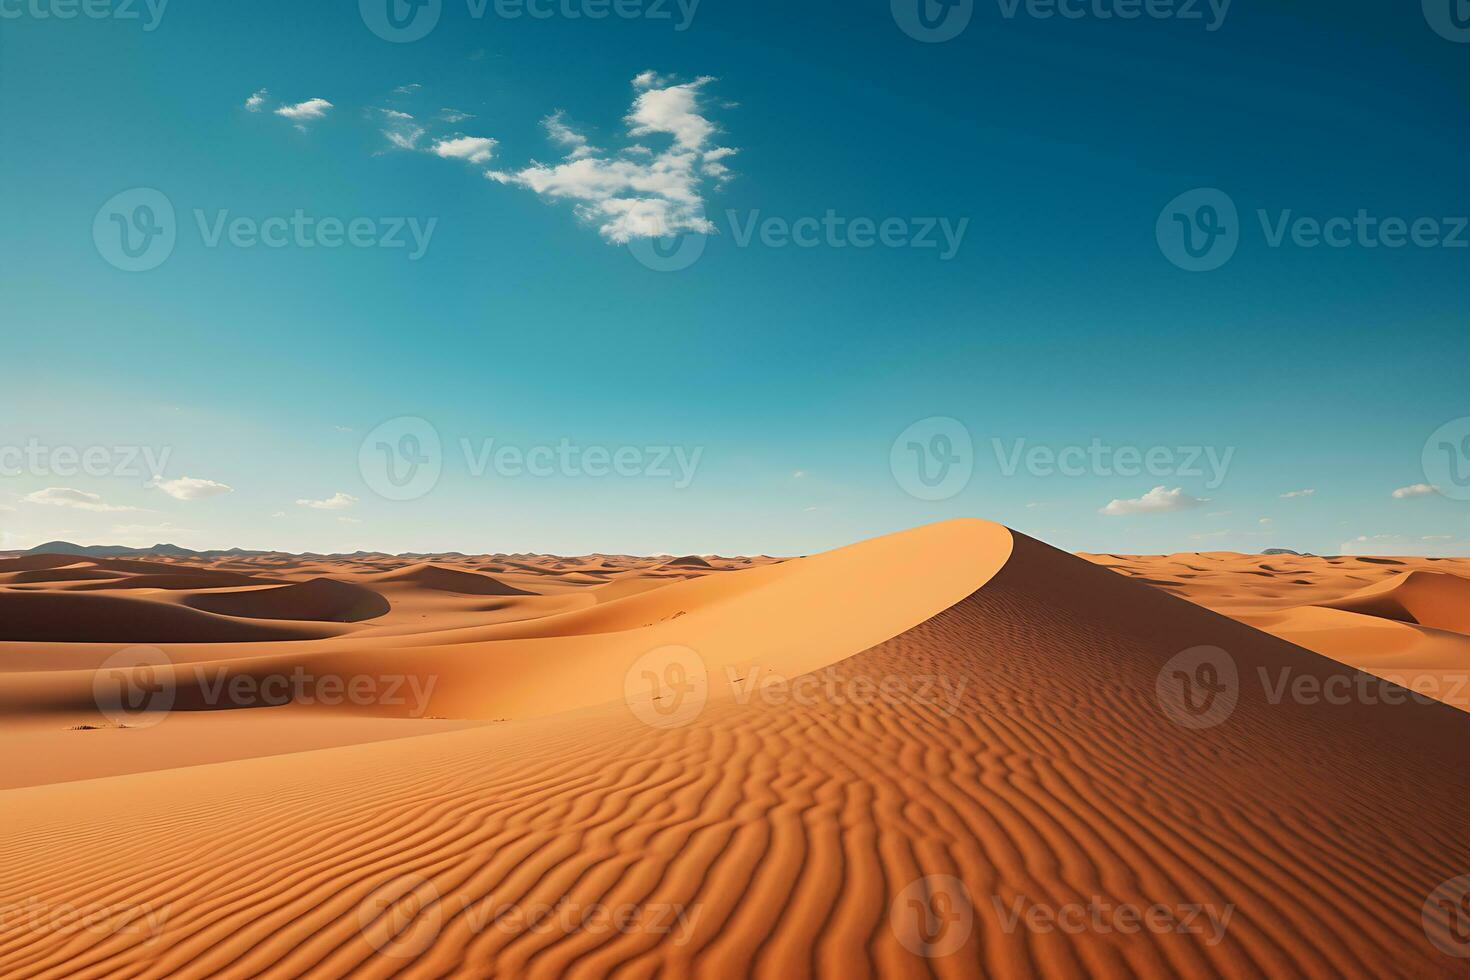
[1,521,1468,977]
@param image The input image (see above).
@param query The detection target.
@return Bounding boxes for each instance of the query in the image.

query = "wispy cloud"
[152,476,234,501]
[1339,533,1470,557]
[439,107,473,123]
[275,98,333,130]
[23,487,139,513]
[1280,488,1315,498]
[486,72,736,243]
[542,110,599,160]
[1099,486,1208,516]
[1391,483,1437,499]
[245,88,268,112]
[297,492,358,511]
[376,107,426,152]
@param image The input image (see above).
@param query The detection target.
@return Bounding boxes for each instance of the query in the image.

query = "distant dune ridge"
[1,521,1468,977]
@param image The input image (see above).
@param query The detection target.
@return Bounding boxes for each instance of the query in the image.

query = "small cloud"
[1280,489,1315,498]
[23,487,138,513]
[334,425,354,433]
[271,511,286,518]
[339,516,362,524]
[152,476,234,501]
[245,88,268,112]
[1259,517,1272,525]
[431,135,497,164]
[275,98,333,126]
[1392,483,1437,499]
[1099,486,1208,516]
[791,470,806,479]
[393,83,422,96]
[297,492,358,511]
[439,107,473,123]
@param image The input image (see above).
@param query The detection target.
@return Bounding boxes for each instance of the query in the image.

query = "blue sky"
[1,0,1467,556]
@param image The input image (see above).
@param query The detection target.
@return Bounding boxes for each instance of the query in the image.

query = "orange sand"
[1,523,1467,977]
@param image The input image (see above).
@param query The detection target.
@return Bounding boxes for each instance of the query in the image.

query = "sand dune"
[368,563,538,596]
[1087,550,1470,711]
[1,522,1467,977]
[183,578,392,623]
[0,591,347,644]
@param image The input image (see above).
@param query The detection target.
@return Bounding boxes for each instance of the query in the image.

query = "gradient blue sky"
[1,0,1467,556]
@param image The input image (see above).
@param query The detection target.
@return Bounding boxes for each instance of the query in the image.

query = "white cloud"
[245,88,268,112]
[152,476,234,501]
[374,108,425,152]
[1391,483,1437,499]
[432,135,498,164]
[439,108,473,123]
[23,487,139,513]
[486,73,733,243]
[1280,489,1315,498]
[297,492,358,511]
[1258,517,1272,525]
[393,83,422,96]
[1099,486,1208,516]
[339,516,362,524]
[275,98,333,124]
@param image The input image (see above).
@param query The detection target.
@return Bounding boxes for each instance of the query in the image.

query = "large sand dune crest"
[1,521,1467,977]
